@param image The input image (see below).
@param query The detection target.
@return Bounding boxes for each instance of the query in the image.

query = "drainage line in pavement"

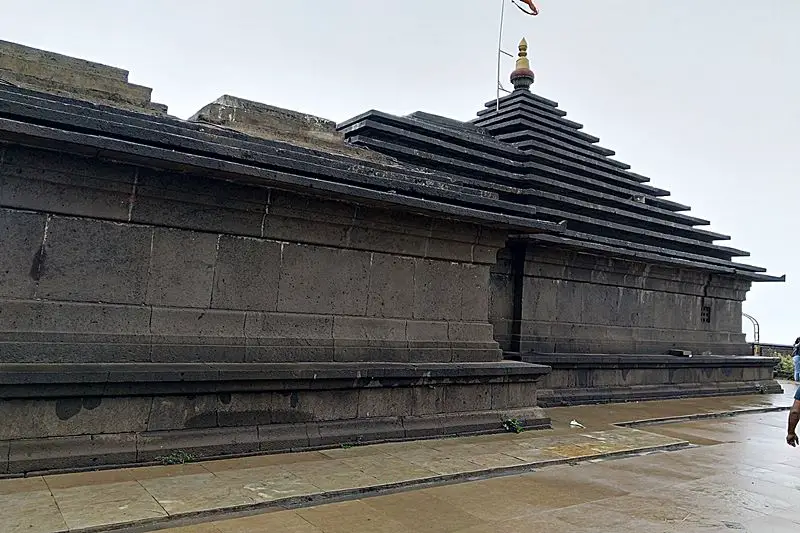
[614,406,790,428]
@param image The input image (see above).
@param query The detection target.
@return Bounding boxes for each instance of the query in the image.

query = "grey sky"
[1,0,796,343]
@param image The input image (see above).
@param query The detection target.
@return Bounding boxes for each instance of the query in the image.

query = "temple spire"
[509,38,534,92]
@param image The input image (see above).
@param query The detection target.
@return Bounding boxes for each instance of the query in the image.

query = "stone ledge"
[0,362,552,399]
[538,381,783,408]
[517,353,777,369]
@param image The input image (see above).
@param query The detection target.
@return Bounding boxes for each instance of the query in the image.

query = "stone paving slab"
[159,406,800,533]
[0,389,792,533]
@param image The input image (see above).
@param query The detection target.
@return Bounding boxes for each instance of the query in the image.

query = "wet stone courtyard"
[3,387,798,533]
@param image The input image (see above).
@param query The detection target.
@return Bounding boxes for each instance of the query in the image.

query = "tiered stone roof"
[0,39,782,282]
[337,41,783,283]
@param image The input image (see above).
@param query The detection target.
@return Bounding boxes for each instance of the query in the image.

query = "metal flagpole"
[496,0,515,112]
[496,0,506,112]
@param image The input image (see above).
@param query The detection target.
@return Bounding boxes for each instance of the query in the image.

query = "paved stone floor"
[2,385,796,533]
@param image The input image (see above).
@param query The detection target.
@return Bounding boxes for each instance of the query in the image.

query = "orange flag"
[512,0,539,15]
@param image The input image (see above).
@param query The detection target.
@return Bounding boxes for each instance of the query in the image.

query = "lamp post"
[742,313,760,355]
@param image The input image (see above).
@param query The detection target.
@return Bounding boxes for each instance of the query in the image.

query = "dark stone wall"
[490,245,751,355]
[0,143,506,365]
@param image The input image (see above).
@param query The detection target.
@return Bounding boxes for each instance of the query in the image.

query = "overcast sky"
[1,0,796,344]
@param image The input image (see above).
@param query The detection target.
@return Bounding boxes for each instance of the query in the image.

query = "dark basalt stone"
[0,43,784,476]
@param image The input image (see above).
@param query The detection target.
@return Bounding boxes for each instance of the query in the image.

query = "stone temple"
[0,39,783,474]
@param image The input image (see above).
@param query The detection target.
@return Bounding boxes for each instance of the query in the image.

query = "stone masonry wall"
[0,143,506,364]
[490,245,752,355]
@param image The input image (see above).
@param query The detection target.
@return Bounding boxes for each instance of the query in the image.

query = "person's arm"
[788,399,800,446]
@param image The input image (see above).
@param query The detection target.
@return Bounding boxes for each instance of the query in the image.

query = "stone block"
[0,41,152,103]
[426,237,473,262]
[146,229,218,307]
[617,288,655,328]
[401,416,446,438]
[147,395,219,430]
[263,191,353,247]
[0,40,129,79]
[553,280,584,324]
[8,433,137,474]
[488,272,513,324]
[0,396,151,440]
[444,384,492,413]
[545,322,596,343]
[137,426,259,461]
[0,208,46,298]
[668,367,698,384]
[277,244,370,315]
[524,256,566,279]
[270,191,356,226]
[333,316,407,342]
[490,318,513,341]
[310,418,405,447]
[642,276,673,293]
[448,322,495,343]
[430,219,479,244]
[354,207,432,237]
[212,235,281,311]
[350,227,428,257]
[403,411,507,439]
[366,254,415,318]
[452,347,502,363]
[262,214,350,248]
[580,283,621,326]
[150,308,245,338]
[150,343,245,363]
[493,250,513,272]
[0,340,151,364]
[0,300,151,335]
[477,227,507,248]
[460,264,490,321]
[245,312,333,340]
[407,346,452,363]
[37,217,152,304]
[563,264,594,284]
[268,392,315,424]
[413,259,462,320]
[712,299,742,332]
[333,342,410,363]
[245,345,334,363]
[356,387,413,418]
[410,385,446,416]
[272,390,357,423]
[472,245,500,265]
[0,146,136,221]
[406,320,449,341]
[131,168,267,237]
[258,423,310,451]
[218,392,273,427]
[521,277,558,322]
[0,441,8,473]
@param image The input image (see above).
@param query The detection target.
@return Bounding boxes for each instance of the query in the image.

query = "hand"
[788,433,799,447]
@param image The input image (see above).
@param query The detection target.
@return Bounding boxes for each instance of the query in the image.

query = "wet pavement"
[2,385,797,533]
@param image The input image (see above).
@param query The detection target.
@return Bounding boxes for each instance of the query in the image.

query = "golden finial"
[510,38,534,91]
[516,39,530,70]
